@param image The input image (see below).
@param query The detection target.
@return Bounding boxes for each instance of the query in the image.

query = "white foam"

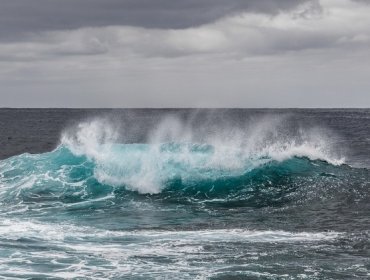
[61,117,119,161]
[0,219,341,243]
[60,116,345,194]
[0,219,343,279]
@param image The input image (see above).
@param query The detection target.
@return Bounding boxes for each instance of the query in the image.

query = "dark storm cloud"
[0,0,306,41]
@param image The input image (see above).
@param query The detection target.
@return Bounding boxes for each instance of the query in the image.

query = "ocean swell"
[1,117,364,211]
[57,118,345,194]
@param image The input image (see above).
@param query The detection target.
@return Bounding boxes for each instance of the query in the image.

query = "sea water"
[0,109,369,279]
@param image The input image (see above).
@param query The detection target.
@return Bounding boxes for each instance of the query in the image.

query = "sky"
[0,0,369,107]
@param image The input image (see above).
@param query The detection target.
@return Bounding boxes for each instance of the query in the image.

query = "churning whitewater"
[2,116,345,196]
[0,110,369,279]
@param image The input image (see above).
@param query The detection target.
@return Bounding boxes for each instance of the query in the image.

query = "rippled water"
[0,109,369,279]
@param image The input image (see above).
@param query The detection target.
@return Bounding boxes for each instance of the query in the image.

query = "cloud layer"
[0,0,305,40]
[0,0,369,107]
[2,0,370,59]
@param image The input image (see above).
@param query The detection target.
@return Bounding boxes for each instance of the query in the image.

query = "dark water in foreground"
[0,109,369,279]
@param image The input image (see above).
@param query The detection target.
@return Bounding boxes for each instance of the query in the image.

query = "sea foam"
[59,115,345,194]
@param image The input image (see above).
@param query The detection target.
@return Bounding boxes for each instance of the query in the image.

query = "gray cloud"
[2,0,369,61]
[0,0,369,108]
[0,0,306,41]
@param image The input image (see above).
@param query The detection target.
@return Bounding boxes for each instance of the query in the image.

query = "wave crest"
[59,118,344,194]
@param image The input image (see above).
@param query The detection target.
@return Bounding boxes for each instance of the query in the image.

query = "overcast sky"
[1,0,369,107]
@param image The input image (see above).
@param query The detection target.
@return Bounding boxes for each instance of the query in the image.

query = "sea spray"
[0,109,369,279]
[57,115,345,193]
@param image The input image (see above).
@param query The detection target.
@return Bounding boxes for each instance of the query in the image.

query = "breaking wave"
[2,112,370,279]
[2,116,367,211]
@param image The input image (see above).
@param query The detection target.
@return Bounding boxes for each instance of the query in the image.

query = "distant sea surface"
[0,109,369,279]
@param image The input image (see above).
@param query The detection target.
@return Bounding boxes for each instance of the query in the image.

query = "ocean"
[0,108,369,279]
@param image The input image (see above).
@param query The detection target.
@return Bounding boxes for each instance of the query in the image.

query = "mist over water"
[0,109,369,279]
[59,114,344,194]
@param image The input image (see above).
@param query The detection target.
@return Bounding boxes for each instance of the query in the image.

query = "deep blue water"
[0,109,369,279]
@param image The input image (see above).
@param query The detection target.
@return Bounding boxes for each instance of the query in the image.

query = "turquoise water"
[1,142,370,279]
[0,111,370,279]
